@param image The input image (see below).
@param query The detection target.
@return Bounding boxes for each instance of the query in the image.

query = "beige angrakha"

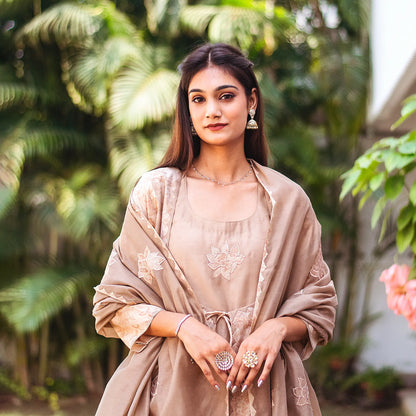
[93,161,337,415]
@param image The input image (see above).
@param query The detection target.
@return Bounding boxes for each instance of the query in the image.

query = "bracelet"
[175,314,191,336]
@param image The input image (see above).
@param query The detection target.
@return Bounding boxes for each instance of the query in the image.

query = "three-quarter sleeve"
[110,304,162,350]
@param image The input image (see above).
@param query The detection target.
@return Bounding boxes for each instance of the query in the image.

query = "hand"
[227,318,287,392]
[177,316,235,391]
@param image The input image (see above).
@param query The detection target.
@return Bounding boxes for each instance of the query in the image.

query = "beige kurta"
[93,161,337,415]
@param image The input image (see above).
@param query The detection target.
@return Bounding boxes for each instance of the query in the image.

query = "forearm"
[274,316,307,342]
[144,310,189,338]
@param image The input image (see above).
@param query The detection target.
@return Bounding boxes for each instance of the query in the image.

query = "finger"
[196,359,222,391]
[226,352,242,391]
[212,359,229,385]
[257,353,276,387]
[241,364,261,391]
[234,361,251,390]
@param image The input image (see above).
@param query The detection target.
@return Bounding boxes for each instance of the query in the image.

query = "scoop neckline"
[183,176,260,224]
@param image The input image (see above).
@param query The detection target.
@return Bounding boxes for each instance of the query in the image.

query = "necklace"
[192,163,253,187]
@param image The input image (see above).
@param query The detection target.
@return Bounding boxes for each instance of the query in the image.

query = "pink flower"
[379,264,416,330]
[379,264,410,293]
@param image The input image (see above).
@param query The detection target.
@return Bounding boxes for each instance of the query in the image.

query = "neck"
[193,145,251,184]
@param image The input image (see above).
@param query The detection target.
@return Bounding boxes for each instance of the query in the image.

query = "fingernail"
[226,380,232,390]
[215,384,220,391]
[241,384,248,393]
[257,379,263,388]
[231,385,238,394]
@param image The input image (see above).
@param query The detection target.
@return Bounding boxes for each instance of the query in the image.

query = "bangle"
[175,314,191,336]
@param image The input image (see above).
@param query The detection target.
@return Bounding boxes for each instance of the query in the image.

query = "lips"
[206,123,227,131]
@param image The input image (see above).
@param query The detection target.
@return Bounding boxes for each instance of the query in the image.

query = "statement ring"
[242,351,258,368]
[215,351,234,371]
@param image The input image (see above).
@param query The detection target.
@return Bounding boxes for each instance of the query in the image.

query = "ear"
[248,88,258,111]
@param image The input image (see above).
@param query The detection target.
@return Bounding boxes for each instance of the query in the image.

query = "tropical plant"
[0,0,371,401]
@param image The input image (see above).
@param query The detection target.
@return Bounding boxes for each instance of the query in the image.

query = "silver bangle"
[175,314,191,336]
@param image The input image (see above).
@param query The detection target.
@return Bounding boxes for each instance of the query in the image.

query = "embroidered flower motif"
[137,246,165,284]
[206,242,245,280]
[293,377,311,406]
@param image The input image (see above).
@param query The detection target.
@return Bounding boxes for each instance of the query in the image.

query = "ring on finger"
[242,351,258,368]
[215,351,234,371]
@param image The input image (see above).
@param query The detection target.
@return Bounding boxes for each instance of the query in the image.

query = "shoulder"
[130,167,182,211]
[254,162,312,208]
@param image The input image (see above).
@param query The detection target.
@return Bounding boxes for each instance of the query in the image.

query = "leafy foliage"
[341,94,416,256]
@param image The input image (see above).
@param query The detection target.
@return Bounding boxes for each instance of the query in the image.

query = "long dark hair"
[158,43,269,170]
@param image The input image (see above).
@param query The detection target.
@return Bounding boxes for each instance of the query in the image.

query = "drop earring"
[246,108,258,130]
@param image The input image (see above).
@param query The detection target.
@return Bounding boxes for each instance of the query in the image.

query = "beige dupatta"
[93,161,337,415]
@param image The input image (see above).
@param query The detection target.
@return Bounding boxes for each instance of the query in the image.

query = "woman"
[93,43,337,416]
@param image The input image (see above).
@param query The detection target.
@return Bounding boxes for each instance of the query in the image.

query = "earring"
[190,121,197,135]
[246,109,258,130]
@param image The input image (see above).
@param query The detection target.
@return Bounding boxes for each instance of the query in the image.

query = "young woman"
[93,43,337,415]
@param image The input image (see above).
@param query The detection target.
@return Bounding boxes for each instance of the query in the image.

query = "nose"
[205,98,221,119]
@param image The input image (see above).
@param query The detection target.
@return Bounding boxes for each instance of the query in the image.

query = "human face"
[188,65,257,150]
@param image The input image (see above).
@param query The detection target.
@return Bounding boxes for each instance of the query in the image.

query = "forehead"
[188,65,242,91]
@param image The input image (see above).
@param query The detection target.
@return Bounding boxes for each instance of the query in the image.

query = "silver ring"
[242,351,258,368]
[215,351,234,371]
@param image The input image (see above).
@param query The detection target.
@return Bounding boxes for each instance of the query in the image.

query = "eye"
[220,93,235,100]
[191,95,205,103]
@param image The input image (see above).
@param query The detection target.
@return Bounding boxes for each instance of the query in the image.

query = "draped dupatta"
[93,161,337,416]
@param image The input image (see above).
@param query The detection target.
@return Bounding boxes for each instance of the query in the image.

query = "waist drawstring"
[205,311,233,346]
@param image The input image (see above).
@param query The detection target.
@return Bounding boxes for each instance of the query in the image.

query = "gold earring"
[246,109,258,130]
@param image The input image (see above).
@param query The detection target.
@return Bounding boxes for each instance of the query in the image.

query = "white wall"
[370,0,416,123]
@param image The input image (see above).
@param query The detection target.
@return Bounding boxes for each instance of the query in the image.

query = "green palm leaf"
[0,126,90,218]
[55,166,121,242]
[65,36,142,114]
[109,131,170,199]
[109,65,179,130]
[0,83,38,110]
[16,2,102,47]
[180,4,293,51]
[0,267,95,333]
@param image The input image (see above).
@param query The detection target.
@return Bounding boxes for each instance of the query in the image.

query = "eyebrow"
[188,84,239,94]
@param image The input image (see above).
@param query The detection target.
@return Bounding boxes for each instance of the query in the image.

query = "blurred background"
[1,0,416,414]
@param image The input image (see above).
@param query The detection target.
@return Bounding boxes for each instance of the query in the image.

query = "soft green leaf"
[392,94,416,130]
[398,139,416,155]
[340,169,361,200]
[369,172,385,192]
[410,181,416,205]
[397,205,414,231]
[371,196,387,229]
[358,189,372,210]
[384,175,404,200]
[397,222,415,253]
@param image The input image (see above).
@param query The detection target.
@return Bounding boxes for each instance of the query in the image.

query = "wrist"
[175,314,192,337]
[274,318,288,340]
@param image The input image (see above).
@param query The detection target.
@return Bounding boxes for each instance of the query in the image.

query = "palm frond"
[0,267,95,333]
[180,4,293,52]
[16,2,102,47]
[64,36,142,114]
[109,131,171,199]
[54,166,121,242]
[0,83,38,111]
[0,126,90,218]
[109,65,179,130]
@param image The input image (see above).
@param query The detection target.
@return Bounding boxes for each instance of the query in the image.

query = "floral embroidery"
[293,377,311,406]
[206,242,245,280]
[309,246,329,281]
[138,246,165,284]
[111,304,162,349]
